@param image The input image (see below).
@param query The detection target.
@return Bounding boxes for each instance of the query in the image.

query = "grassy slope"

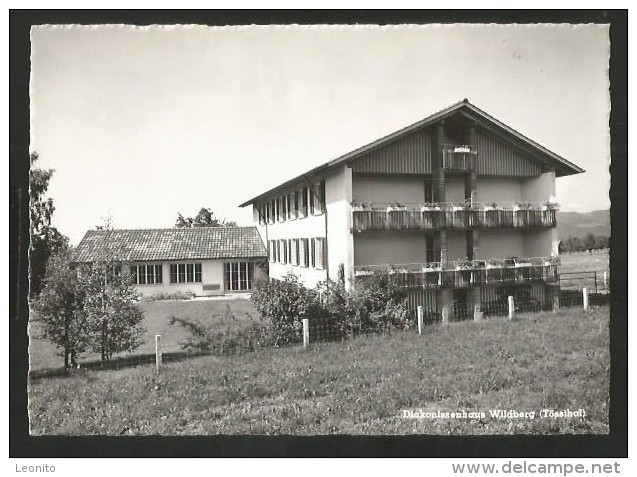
[28,306,609,435]
[28,298,258,371]
[559,250,609,274]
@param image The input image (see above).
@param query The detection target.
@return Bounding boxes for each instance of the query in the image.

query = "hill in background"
[557,209,610,239]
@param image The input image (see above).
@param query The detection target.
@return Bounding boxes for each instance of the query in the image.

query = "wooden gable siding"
[351,129,432,175]
[475,128,542,177]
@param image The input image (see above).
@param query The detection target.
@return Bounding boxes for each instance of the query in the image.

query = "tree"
[584,233,597,253]
[595,235,610,250]
[81,262,146,361]
[31,250,88,368]
[175,207,237,228]
[29,152,69,296]
[566,236,583,253]
[95,212,115,230]
[558,240,565,254]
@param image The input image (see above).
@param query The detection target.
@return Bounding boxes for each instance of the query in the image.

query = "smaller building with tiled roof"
[73,227,267,296]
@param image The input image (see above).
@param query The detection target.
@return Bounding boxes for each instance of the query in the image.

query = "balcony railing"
[351,202,558,232]
[442,144,477,171]
[354,257,559,289]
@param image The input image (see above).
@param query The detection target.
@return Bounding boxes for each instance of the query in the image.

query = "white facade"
[128,259,266,298]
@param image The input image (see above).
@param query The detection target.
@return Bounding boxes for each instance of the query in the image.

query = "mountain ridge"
[557,209,610,239]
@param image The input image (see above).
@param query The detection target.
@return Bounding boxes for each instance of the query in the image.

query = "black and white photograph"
[11,11,627,459]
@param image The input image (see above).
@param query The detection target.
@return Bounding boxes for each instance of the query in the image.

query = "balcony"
[350,202,558,232]
[442,144,477,172]
[354,257,559,289]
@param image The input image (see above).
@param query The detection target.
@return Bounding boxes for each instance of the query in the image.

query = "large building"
[73,227,267,297]
[239,99,584,319]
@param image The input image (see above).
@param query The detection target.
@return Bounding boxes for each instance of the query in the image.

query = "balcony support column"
[434,120,446,203]
[473,287,483,321]
[436,230,448,267]
[439,288,453,324]
[466,122,479,262]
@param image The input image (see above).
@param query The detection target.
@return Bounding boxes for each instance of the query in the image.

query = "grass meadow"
[28,306,609,435]
[28,297,258,371]
[559,249,609,274]
[558,249,610,292]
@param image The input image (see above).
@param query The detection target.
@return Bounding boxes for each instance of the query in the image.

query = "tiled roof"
[73,227,267,263]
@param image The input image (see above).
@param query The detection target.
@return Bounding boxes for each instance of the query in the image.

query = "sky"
[30,24,611,245]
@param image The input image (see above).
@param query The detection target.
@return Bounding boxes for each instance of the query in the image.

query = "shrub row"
[250,272,413,345]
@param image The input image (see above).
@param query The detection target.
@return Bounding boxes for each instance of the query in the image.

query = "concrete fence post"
[441,305,449,325]
[603,272,607,288]
[508,296,515,320]
[302,318,309,348]
[553,292,560,313]
[155,334,162,374]
[583,288,589,311]
[417,306,424,335]
[473,304,482,322]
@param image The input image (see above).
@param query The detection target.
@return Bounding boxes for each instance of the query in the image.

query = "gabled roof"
[239,99,584,207]
[73,227,267,263]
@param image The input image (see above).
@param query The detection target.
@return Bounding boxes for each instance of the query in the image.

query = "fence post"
[441,305,449,325]
[302,318,309,348]
[553,291,560,312]
[508,296,515,320]
[583,288,589,311]
[603,272,607,289]
[473,304,483,321]
[417,306,424,335]
[155,334,162,374]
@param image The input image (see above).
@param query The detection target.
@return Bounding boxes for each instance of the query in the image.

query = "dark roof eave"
[72,255,268,264]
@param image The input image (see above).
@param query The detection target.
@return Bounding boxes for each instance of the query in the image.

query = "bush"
[169,315,275,354]
[143,290,195,302]
[318,274,413,338]
[250,273,326,346]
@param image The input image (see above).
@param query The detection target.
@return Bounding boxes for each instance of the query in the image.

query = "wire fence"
[30,275,611,380]
[559,270,610,293]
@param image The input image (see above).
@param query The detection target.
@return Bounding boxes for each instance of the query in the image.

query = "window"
[310,239,316,268]
[310,182,325,215]
[279,239,287,264]
[277,196,287,222]
[170,263,202,283]
[269,240,276,262]
[106,264,122,283]
[288,192,298,220]
[224,261,255,291]
[313,237,326,269]
[299,187,308,218]
[130,264,162,285]
[257,204,266,225]
[424,182,434,203]
[426,235,436,265]
[300,238,309,267]
[289,239,297,266]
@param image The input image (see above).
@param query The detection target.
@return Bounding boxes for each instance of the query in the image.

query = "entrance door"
[453,288,470,320]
